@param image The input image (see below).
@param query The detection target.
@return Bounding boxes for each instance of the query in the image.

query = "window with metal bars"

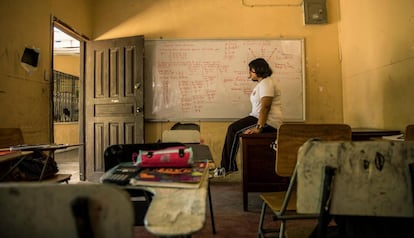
[53,70,79,122]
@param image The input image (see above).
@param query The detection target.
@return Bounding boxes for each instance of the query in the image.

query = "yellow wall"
[54,55,80,77]
[0,0,92,144]
[54,122,79,145]
[92,0,344,123]
[340,0,414,131]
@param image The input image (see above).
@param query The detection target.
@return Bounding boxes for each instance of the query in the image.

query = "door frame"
[50,16,89,180]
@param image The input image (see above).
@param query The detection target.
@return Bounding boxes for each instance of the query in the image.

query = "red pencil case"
[135,146,194,167]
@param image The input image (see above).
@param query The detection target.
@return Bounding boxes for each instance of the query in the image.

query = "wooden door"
[85,36,144,181]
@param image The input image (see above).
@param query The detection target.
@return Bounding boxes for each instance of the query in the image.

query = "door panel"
[85,36,144,181]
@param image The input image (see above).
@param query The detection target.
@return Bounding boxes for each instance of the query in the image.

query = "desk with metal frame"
[0,144,80,182]
[101,162,209,238]
[101,143,214,237]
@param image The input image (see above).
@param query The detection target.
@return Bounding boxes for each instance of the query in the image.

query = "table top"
[100,143,212,237]
[7,143,82,152]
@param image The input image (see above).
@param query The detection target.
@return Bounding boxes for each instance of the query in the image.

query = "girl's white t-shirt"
[249,76,283,129]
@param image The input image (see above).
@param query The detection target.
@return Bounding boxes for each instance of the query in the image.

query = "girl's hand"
[243,128,261,134]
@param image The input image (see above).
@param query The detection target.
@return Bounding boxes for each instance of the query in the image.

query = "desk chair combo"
[296,140,414,238]
[162,122,217,235]
[103,127,216,235]
[0,183,134,238]
[257,123,352,238]
[103,143,187,226]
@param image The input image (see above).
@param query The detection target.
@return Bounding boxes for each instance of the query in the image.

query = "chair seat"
[260,191,297,211]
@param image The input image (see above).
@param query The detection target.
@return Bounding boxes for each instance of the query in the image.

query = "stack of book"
[129,161,208,189]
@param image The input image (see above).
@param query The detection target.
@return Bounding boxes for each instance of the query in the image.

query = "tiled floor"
[54,148,80,184]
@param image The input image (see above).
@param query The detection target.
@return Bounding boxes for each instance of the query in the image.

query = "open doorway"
[52,18,87,183]
[53,26,80,145]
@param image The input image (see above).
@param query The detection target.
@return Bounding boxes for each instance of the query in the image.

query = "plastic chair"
[162,122,202,144]
[257,123,352,238]
[0,183,134,238]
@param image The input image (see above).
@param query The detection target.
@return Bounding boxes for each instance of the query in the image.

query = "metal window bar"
[53,70,79,122]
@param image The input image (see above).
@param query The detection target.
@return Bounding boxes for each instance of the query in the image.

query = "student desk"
[101,162,208,237]
[0,151,72,183]
[101,143,214,237]
[0,144,79,183]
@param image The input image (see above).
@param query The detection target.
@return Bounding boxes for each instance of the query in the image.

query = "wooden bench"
[0,128,72,183]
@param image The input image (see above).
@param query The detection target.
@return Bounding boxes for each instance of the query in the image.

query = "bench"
[0,128,72,183]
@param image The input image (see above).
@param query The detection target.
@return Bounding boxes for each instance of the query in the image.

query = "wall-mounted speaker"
[304,0,327,24]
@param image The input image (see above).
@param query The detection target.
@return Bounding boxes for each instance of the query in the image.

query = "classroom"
[1,0,414,179]
[1,0,414,237]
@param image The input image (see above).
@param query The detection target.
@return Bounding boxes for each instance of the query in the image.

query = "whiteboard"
[144,39,305,121]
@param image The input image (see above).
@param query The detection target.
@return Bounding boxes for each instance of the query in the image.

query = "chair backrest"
[162,122,201,143]
[162,130,201,143]
[405,124,414,141]
[0,183,134,238]
[170,122,200,131]
[275,123,352,177]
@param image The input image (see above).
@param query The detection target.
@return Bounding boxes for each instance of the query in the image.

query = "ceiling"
[54,27,80,55]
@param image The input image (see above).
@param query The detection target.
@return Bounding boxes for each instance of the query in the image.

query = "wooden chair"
[405,124,414,141]
[257,123,352,238]
[0,183,134,238]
